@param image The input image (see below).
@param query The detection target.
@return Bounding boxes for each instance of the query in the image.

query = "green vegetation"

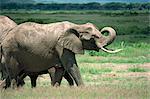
[1,2,150,10]
[128,67,147,72]
[80,67,112,74]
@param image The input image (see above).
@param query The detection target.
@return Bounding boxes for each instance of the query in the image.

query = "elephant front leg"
[60,49,84,86]
[2,52,13,88]
[64,71,74,86]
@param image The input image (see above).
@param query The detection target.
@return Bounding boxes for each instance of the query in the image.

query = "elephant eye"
[80,34,83,38]
[80,32,89,34]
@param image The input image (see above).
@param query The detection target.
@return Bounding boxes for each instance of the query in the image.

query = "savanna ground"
[0,10,150,99]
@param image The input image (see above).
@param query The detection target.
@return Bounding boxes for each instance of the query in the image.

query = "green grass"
[128,67,147,72]
[80,67,112,74]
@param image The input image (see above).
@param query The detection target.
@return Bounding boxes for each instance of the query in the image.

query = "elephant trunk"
[96,27,122,53]
[101,27,116,46]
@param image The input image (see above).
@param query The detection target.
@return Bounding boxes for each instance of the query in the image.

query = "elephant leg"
[5,77,11,88]
[48,67,56,86]
[63,71,74,86]
[48,67,64,87]
[60,49,84,86]
[29,74,38,88]
[11,78,17,89]
[2,52,12,88]
[17,72,26,87]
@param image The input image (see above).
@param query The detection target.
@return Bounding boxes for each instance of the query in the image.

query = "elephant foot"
[53,82,60,87]
[11,79,17,89]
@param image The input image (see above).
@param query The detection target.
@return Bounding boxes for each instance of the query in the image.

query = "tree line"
[0,2,150,10]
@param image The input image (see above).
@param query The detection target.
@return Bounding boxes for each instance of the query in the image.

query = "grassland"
[1,62,150,99]
[1,10,149,35]
[0,10,150,98]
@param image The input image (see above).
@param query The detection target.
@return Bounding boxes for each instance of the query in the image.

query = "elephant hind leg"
[29,74,38,88]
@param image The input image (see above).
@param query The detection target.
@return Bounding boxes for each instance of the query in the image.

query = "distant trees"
[0,0,35,4]
[0,2,150,10]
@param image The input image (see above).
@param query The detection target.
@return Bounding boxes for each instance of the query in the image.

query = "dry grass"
[1,63,150,99]
[1,84,149,99]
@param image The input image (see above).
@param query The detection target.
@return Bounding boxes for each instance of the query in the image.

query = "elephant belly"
[15,51,60,72]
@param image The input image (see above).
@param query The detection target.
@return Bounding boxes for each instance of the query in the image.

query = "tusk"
[101,47,123,53]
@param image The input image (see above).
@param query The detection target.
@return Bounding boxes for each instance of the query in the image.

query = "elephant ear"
[57,29,84,54]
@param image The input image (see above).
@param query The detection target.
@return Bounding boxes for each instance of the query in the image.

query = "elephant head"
[58,22,122,54]
[78,23,122,53]
[0,16,17,42]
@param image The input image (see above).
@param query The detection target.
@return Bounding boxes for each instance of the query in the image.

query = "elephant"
[18,66,74,88]
[0,16,74,88]
[1,21,122,88]
[0,15,17,85]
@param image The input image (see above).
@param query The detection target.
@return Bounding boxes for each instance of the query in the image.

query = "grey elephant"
[0,16,17,86]
[0,16,73,88]
[18,66,74,88]
[1,21,121,88]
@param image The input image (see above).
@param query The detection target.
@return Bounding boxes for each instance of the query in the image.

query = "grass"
[1,88,148,99]
[1,79,149,99]
[128,67,147,72]
[0,61,149,99]
[80,67,112,74]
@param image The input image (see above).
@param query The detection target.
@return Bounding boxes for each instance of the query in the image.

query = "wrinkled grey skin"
[0,16,17,43]
[0,16,73,88]
[0,16,17,81]
[1,21,121,88]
